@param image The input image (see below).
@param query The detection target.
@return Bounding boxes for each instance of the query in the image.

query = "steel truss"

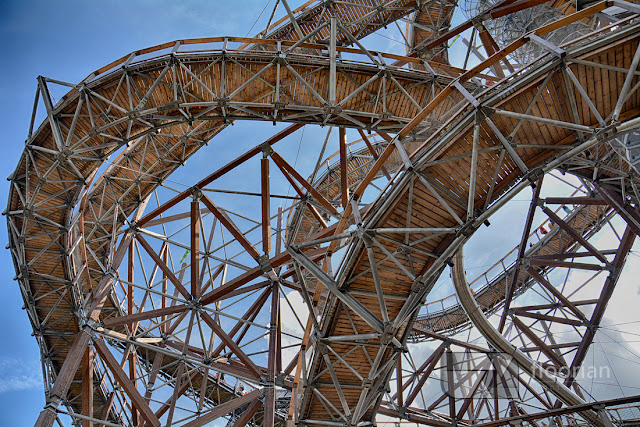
[7,0,640,426]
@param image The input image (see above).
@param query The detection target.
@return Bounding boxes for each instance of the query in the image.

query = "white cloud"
[0,358,42,394]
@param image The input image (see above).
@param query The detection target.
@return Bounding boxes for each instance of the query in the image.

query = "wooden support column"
[191,198,200,296]
[162,245,168,333]
[262,156,272,254]
[82,346,93,427]
[446,348,456,423]
[339,127,349,208]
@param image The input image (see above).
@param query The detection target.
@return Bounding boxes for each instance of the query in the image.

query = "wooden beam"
[81,346,93,427]
[271,151,338,215]
[261,156,272,254]
[102,304,188,328]
[200,194,261,261]
[191,199,200,296]
[264,283,279,427]
[136,234,191,299]
[357,129,391,179]
[201,312,263,379]
[93,339,161,427]
[232,398,262,427]
[136,123,304,227]
[183,389,262,427]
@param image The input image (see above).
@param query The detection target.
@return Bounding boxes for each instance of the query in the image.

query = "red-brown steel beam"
[103,304,188,329]
[512,317,566,369]
[405,344,446,407]
[155,369,200,420]
[540,205,609,263]
[200,245,326,306]
[209,286,271,360]
[201,312,263,379]
[512,310,583,327]
[545,196,607,205]
[526,268,588,322]
[528,258,604,271]
[530,249,617,260]
[144,351,164,402]
[127,239,138,426]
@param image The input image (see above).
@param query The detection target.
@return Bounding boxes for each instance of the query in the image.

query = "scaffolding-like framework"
[8,0,640,426]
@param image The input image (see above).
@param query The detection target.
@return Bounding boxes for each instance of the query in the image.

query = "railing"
[416,185,594,328]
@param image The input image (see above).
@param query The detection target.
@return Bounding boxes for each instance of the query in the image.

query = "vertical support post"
[468,121,480,218]
[191,198,200,297]
[339,127,349,208]
[329,17,337,107]
[82,346,93,427]
[127,239,138,426]
[264,282,280,427]
[396,356,403,408]
[276,207,283,256]
[262,156,272,254]
[162,246,168,333]
[446,348,457,424]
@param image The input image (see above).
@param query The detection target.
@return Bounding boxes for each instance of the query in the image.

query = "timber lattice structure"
[7,0,640,426]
